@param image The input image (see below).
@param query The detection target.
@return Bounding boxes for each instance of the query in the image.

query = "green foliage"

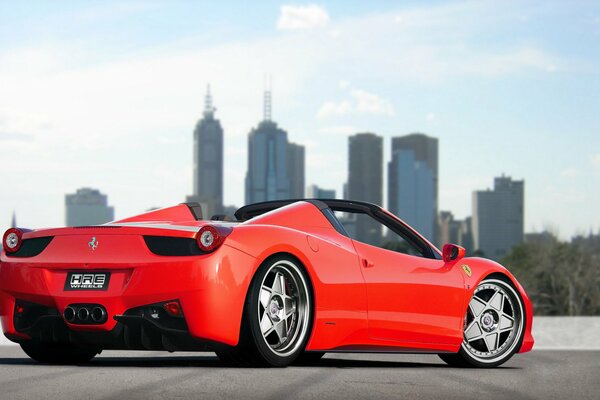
[502,234,600,315]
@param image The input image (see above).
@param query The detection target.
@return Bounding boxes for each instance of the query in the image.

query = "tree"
[501,234,600,315]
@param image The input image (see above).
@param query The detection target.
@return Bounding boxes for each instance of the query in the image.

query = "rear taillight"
[195,225,232,253]
[3,228,23,253]
[163,301,183,317]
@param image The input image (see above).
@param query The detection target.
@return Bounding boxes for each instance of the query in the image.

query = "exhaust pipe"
[91,306,106,323]
[77,307,90,322]
[64,304,107,324]
[64,306,76,322]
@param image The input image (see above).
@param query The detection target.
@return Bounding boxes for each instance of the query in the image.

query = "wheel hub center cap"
[480,311,497,332]
[269,297,283,321]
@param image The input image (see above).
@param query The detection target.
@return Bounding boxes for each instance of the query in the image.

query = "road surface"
[0,347,597,399]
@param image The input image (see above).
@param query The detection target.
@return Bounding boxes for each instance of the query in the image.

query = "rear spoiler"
[184,202,204,221]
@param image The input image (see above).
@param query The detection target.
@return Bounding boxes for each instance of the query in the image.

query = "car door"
[335,210,466,346]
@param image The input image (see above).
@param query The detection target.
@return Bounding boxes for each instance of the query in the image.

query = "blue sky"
[0,0,599,239]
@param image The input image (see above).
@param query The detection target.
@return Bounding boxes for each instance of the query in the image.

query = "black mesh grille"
[6,237,53,258]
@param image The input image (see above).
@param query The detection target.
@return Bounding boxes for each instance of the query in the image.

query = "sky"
[0,0,599,239]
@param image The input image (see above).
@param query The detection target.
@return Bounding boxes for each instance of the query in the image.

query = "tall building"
[347,133,383,245]
[388,133,438,242]
[245,89,304,204]
[307,184,336,199]
[65,188,114,226]
[438,211,461,246]
[287,142,305,199]
[472,175,524,260]
[191,85,223,217]
[438,211,473,252]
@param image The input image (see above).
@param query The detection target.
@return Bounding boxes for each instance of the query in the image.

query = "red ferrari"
[0,199,533,367]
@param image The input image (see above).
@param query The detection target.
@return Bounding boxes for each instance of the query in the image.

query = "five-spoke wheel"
[215,255,313,367]
[440,278,525,368]
[257,260,310,357]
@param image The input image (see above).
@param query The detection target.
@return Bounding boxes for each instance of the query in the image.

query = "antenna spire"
[263,76,272,121]
[203,84,215,117]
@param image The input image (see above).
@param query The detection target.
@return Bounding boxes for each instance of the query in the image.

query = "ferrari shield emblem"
[461,264,472,277]
[88,237,99,251]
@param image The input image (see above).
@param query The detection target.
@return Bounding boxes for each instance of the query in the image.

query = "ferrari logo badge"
[88,237,99,251]
[461,264,472,277]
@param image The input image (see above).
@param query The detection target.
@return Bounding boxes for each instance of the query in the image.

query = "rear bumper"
[0,243,257,347]
[4,300,214,351]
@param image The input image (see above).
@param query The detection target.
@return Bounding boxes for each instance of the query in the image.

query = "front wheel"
[439,278,525,368]
[20,341,99,364]
[216,255,313,367]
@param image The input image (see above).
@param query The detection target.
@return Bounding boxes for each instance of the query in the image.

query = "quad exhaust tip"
[64,304,107,324]
[64,306,76,322]
[77,307,90,321]
[91,306,106,322]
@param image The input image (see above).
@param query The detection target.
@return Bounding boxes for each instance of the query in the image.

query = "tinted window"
[333,210,425,257]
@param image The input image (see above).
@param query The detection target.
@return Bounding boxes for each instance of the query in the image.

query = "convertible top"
[234,199,381,221]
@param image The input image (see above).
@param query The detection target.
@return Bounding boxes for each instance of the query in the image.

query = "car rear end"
[0,214,256,351]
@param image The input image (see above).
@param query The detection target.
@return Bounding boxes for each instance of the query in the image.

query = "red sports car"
[0,199,533,367]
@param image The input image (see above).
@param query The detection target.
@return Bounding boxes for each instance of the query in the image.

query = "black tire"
[216,255,314,367]
[293,351,325,365]
[438,353,472,368]
[20,341,99,364]
[439,277,526,368]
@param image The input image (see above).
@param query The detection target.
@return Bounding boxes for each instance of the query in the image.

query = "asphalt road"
[0,347,597,400]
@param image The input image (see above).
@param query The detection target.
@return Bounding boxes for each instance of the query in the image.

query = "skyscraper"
[191,85,223,217]
[65,188,114,226]
[306,184,336,199]
[438,211,473,252]
[287,142,305,199]
[388,133,438,242]
[245,89,304,204]
[347,133,383,245]
[472,175,524,260]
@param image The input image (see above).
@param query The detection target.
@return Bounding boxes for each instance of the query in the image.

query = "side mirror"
[442,243,466,262]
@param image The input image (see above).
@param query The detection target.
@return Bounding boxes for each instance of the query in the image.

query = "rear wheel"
[20,341,99,364]
[215,255,313,367]
[439,278,525,368]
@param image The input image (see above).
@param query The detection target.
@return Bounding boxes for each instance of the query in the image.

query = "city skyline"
[1,1,599,239]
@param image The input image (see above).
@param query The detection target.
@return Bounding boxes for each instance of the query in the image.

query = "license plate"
[64,272,111,291]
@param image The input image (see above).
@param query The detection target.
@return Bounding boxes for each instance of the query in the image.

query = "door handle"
[362,258,375,268]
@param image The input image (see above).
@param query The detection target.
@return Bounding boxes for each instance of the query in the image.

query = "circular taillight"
[3,228,23,253]
[196,226,220,252]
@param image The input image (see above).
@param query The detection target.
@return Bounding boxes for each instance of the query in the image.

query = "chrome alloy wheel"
[461,279,524,363]
[257,260,310,357]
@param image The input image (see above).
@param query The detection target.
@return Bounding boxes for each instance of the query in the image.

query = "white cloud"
[426,112,436,121]
[338,80,350,89]
[317,88,395,118]
[350,89,395,116]
[277,5,330,31]
[316,100,352,118]
[328,29,341,38]
[461,48,559,76]
[591,154,600,168]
